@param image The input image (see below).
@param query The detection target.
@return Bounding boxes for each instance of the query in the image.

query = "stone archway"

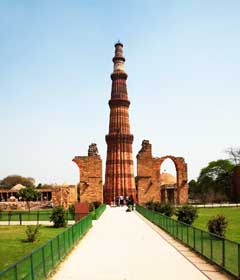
[136,140,188,205]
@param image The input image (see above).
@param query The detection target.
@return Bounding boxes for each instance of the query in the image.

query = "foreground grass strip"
[193,207,240,242]
[0,214,92,280]
[0,226,65,270]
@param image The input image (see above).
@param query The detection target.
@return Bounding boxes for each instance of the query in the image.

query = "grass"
[193,207,240,242]
[0,225,65,270]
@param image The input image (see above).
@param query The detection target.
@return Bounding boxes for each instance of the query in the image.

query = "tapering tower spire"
[104,42,136,204]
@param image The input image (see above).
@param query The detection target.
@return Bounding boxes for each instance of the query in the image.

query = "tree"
[0,175,35,189]
[18,187,39,211]
[226,147,240,165]
[190,160,234,202]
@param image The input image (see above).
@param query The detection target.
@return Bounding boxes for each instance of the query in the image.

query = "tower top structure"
[112,41,126,73]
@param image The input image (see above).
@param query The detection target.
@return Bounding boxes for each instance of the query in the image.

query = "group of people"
[115,195,135,209]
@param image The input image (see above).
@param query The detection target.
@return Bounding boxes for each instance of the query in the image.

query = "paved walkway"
[52,206,211,280]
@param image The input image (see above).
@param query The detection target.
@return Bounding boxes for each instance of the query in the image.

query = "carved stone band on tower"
[104,42,136,204]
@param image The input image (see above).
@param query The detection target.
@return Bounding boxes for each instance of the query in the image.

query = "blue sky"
[0,1,239,184]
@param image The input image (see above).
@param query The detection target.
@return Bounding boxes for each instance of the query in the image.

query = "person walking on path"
[119,195,124,206]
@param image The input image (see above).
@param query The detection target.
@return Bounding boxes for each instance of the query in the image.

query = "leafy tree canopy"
[198,160,234,181]
[189,159,235,202]
[18,187,40,211]
[18,187,39,202]
[0,175,35,189]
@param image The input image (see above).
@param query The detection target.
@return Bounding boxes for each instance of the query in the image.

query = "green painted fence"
[95,204,106,220]
[136,204,240,279]
[0,210,74,224]
[0,214,92,280]
[90,204,107,220]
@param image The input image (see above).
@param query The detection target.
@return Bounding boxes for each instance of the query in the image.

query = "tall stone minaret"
[104,42,136,204]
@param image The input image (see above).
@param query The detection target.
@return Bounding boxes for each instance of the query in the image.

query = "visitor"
[116,196,120,206]
[128,195,134,210]
[120,195,124,206]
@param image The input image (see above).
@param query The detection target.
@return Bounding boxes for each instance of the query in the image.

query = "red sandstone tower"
[104,42,136,204]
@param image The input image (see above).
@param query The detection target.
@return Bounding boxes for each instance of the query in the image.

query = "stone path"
[51,206,212,280]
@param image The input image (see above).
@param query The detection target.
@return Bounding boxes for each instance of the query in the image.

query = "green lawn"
[0,225,65,270]
[193,207,240,242]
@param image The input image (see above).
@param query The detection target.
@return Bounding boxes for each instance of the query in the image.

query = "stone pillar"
[73,144,103,204]
[104,42,136,204]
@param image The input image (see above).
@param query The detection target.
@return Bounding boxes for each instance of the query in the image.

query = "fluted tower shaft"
[104,42,136,204]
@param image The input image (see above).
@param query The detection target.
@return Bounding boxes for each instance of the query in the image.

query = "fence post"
[72,226,74,244]
[181,224,183,241]
[30,254,35,280]
[57,235,60,260]
[50,240,54,268]
[193,228,196,250]
[8,212,11,225]
[37,211,39,225]
[42,247,46,277]
[187,225,189,245]
[176,222,178,239]
[238,243,240,278]
[63,231,66,253]
[201,230,203,254]
[222,238,225,267]
[14,264,18,280]
[210,235,213,260]
[19,213,22,226]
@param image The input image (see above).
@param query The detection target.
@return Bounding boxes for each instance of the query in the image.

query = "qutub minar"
[73,42,189,207]
[104,42,136,204]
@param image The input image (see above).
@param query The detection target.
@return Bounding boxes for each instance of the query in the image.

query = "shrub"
[176,205,198,225]
[145,200,155,211]
[145,201,174,217]
[25,225,40,242]
[207,215,228,238]
[50,206,67,228]
[92,201,101,209]
[160,203,174,217]
[88,203,95,212]
[68,204,75,215]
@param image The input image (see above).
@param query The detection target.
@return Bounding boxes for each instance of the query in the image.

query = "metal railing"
[136,204,240,279]
[95,204,106,220]
[0,214,92,280]
[0,210,74,225]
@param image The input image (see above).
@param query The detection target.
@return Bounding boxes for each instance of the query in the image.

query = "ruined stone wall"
[136,140,188,205]
[73,146,103,204]
[0,201,48,211]
[51,185,77,209]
